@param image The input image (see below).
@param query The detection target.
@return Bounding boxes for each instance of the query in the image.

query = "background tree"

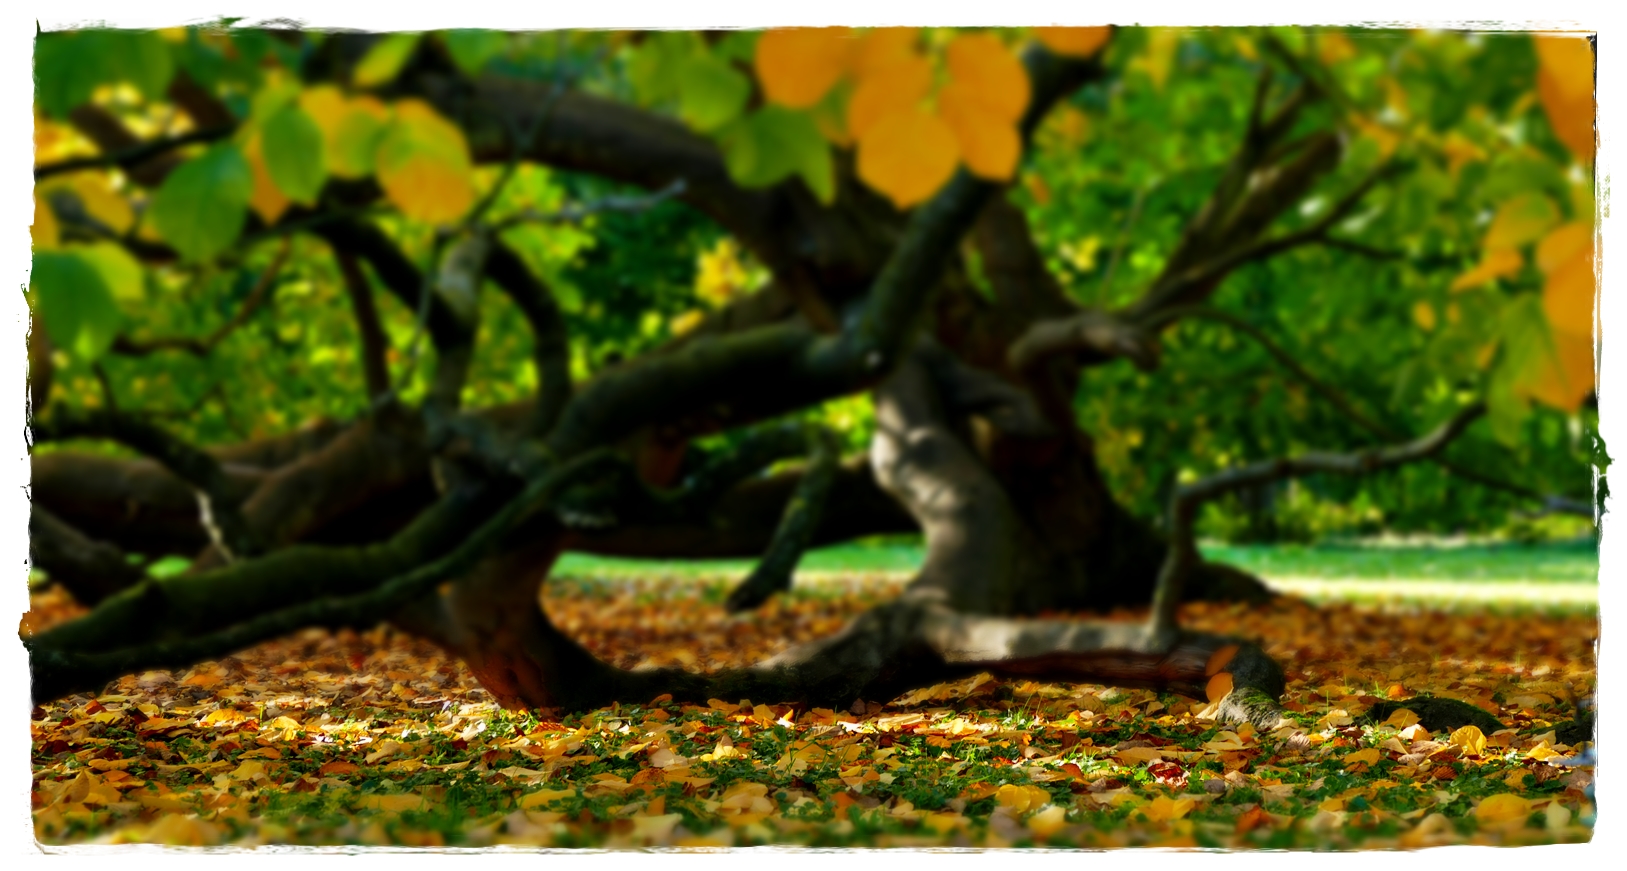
[26,25,1599,725]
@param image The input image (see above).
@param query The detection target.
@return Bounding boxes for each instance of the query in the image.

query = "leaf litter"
[26,573,1596,849]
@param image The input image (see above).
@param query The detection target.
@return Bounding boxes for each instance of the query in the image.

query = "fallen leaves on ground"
[26,575,1596,849]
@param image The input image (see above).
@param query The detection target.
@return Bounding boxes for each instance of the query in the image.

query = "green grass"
[554,536,1599,584]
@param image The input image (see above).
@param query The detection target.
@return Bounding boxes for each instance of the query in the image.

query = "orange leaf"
[1544,256,1596,339]
[1483,194,1559,252]
[375,99,476,225]
[846,54,931,141]
[1449,247,1524,292]
[320,760,359,775]
[1413,301,1437,332]
[243,135,292,224]
[1537,221,1592,274]
[1534,36,1595,162]
[938,85,1021,181]
[1518,325,1594,412]
[754,28,853,109]
[1205,644,1240,677]
[1206,671,1234,704]
[856,107,960,209]
[1035,27,1111,58]
[944,33,1030,124]
[848,27,920,78]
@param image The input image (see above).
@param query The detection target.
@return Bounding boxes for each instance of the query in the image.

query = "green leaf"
[262,105,328,204]
[677,53,750,133]
[76,242,146,304]
[104,29,176,102]
[34,31,107,118]
[442,30,507,77]
[1486,294,1549,446]
[332,107,389,179]
[628,32,699,106]
[721,107,834,203]
[150,144,253,262]
[354,33,422,89]
[30,250,122,363]
[713,31,760,64]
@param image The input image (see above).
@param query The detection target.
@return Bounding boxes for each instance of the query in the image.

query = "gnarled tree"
[27,26,1599,727]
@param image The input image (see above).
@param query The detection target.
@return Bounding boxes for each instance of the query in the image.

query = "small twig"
[33,125,236,181]
[492,179,689,233]
[90,363,119,413]
[1097,183,1151,300]
[112,238,292,358]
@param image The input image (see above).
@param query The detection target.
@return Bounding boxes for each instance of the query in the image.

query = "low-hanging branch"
[1146,402,1489,642]
[1154,305,1595,518]
[32,407,261,562]
[334,250,393,398]
[724,425,841,613]
[25,449,616,704]
[484,242,573,437]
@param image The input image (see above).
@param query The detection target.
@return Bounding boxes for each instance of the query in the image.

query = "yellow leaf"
[1484,194,1559,252]
[1027,804,1069,837]
[356,793,426,813]
[49,172,134,234]
[143,814,223,846]
[944,33,1030,124]
[1116,746,1165,765]
[32,191,59,249]
[1413,301,1437,332]
[846,54,932,141]
[1449,247,1524,292]
[994,783,1051,814]
[1142,795,1194,822]
[755,28,853,109]
[1355,115,1401,159]
[1384,707,1421,730]
[1346,748,1382,766]
[228,760,266,781]
[938,86,1021,181]
[375,99,476,224]
[1135,29,1181,91]
[1035,27,1111,58]
[1526,742,1561,761]
[1545,801,1572,830]
[1474,792,1531,823]
[518,788,575,809]
[856,106,960,209]
[1439,131,1485,177]
[1534,36,1595,162]
[1319,32,1356,65]
[243,135,292,224]
[671,310,705,336]
[1448,724,1488,756]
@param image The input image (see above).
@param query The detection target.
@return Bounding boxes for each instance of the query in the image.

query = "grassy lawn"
[557,537,1599,583]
